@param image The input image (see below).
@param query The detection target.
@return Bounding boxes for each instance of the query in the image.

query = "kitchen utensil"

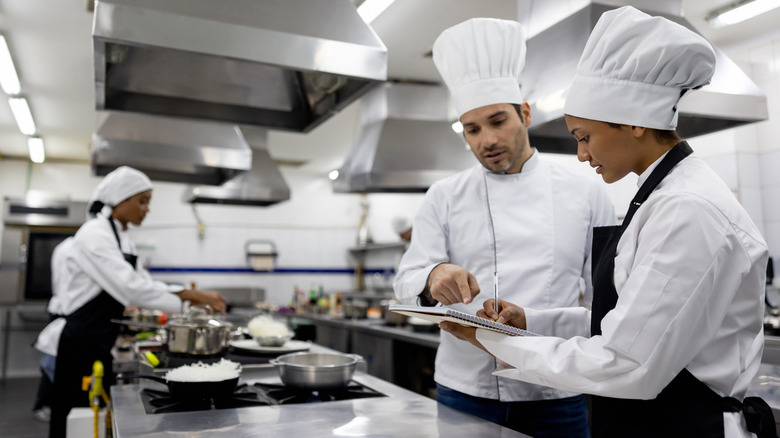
[123,308,165,331]
[230,339,311,354]
[116,373,238,399]
[166,305,233,355]
[254,333,293,347]
[269,352,362,390]
[380,299,408,325]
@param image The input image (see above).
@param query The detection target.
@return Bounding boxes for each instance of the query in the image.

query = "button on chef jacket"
[393,150,616,401]
[477,153,768,437]
[35,215,185,356]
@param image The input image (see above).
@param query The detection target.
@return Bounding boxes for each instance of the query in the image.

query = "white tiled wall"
[724,34,780,265]
[0,161,425,305]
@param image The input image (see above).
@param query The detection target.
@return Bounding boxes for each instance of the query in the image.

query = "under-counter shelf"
[348,242,406,291]
[348,242,406,254]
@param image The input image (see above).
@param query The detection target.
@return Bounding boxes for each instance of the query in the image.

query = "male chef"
[393,18,615,437]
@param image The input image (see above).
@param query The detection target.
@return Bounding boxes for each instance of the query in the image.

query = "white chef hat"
[89,166,153,216]
[564,6,716,130]
[433,18,526,118]
[392,216,412,234]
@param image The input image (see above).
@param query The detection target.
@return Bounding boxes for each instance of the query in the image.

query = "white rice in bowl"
[248,315,290,337]
[165,358,241,382]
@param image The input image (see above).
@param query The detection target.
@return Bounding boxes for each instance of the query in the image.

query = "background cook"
[35,166,226,438]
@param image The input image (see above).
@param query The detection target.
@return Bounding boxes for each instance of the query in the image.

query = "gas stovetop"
[140,381,386,414]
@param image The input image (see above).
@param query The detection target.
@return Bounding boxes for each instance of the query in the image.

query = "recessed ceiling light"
[706,0,780,28]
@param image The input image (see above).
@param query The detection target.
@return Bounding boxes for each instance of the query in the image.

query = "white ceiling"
[0,0,778,174]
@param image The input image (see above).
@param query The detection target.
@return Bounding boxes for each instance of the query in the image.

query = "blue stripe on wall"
[148,267,396,275]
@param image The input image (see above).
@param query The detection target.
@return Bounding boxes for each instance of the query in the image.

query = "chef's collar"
[481,148,538,175]
[636,149,671,188]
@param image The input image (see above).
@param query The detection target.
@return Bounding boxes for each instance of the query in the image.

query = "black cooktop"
[149,346,277,369]
[140,381,386,414]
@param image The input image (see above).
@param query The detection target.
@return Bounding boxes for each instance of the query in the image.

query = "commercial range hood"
[523,1,769,153]
[333,83,474,193]
[92,0,387,133]
[91,112,251,185]
[183,126,291,206]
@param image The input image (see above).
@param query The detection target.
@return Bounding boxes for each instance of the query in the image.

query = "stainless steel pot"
[269,352,362,390]
[380,299,407,326]
[123,308,164,332]
[166,306,233,355]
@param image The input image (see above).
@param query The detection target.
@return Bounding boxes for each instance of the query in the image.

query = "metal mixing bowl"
[269,352,363,390]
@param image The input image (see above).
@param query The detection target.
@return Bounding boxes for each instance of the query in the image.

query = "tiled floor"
[0,377,50,438]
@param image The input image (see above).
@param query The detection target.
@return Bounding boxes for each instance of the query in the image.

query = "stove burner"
[253,382,385,405]
[140,384,269,414]
[139,381,386,414]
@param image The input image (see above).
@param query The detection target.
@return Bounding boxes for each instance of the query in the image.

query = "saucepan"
[166,306,233,355]
[116,373,239,399]
[269,352,363,390]
[112,305,233,356]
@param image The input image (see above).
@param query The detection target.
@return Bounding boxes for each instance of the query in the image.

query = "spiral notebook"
[389,304,541,337]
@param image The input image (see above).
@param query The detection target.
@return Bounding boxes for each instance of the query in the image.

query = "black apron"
[589,141,776,438]
[49,217,136,438]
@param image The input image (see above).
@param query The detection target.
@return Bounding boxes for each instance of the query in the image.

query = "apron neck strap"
[623,141,693,227]
[107,216,123,250]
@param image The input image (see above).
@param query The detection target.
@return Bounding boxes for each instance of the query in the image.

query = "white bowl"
[254,333,293,347]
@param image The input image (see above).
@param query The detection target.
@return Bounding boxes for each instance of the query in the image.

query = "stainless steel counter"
[747,362,780,433]
[298,314,441,349]
[111,348,530,437]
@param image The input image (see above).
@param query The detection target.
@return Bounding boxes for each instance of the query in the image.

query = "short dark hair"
[511,104,525,123]
[605,122,680,144]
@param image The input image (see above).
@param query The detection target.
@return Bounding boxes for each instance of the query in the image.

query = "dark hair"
[88,200,105,216]
[605,122,680,144]
[511,104,525,123]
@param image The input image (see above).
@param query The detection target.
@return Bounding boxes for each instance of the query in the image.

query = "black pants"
[33,368,53,411]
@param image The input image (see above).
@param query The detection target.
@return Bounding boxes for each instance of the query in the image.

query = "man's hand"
[478,299,526,329]
[426,263,480,305]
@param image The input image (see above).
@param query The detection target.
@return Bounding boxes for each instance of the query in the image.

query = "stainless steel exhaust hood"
[184,126,291,206]
[92,0,387,133]
[91,112,251,185]
[523,1,768,154]
[333,83,474,193]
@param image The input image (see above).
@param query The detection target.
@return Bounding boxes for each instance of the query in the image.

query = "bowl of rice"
[248,315,293,347]
[165,358,241,382]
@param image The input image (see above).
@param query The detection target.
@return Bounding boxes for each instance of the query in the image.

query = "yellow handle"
[89,361,105,438]
[145,351,160,367]
[89,361,104,406]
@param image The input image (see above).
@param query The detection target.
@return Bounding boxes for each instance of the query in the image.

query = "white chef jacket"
[46,237,73,316]
[393,150,616,401]
[35,215,185,356]
[479,154,767,437]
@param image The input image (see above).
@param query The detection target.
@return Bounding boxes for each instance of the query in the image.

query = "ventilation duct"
[91,112,251,185]
[184,126,291,206]
[92,0,387,133]
[333,83,474,193]
[522,1,768,153]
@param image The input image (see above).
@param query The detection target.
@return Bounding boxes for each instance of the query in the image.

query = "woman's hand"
[178,289,227,314]
[439,321,491,354]
[478,299,526,329]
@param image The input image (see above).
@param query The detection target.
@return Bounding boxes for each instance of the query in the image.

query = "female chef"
[440,6,776,438]
[36,166,226,438]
